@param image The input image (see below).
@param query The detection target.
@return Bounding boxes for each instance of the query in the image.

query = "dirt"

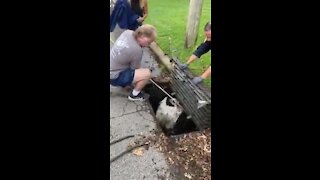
[158,129,211,180]
[135,128,211,180]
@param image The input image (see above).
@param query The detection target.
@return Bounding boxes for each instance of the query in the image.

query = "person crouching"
[110,24,157,101]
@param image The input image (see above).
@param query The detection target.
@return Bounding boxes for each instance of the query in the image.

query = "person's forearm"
[133,64,141,69]
[142,14,148,20]
[200,66,211,79]
[142,1,148,20]
[187,54,198,65]
[131,60,141,69]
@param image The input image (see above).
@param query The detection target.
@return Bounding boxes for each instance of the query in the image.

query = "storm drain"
[144,82,198,136]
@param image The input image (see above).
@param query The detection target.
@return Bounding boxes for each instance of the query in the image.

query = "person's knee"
[145,69,151,78]
[133,69,151,82]
[140,68,151,79]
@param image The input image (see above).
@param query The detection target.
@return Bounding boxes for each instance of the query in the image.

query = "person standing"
[130,0,148,26]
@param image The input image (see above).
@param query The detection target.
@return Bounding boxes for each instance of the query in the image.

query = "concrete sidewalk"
[110,27,171,180]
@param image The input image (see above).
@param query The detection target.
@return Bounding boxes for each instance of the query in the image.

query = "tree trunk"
[185,0,204,48]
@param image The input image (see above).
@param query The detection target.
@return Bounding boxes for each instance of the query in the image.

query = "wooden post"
[185,0,204,48]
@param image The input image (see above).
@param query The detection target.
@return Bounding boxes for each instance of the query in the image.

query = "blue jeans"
[110,68,135,87]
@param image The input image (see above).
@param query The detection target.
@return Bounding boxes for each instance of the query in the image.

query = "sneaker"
[128,91,149,101]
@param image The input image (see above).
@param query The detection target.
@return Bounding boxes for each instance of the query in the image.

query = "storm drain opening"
[144,81,198,136]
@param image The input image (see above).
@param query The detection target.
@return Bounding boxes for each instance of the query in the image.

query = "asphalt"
[110,25,171,180]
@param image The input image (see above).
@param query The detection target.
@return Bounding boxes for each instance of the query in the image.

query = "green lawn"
[145,0,211,88]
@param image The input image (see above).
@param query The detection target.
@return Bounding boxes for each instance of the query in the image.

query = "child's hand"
[137,17,144,23]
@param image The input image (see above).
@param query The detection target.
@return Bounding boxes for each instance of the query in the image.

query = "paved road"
[110,25,171,179]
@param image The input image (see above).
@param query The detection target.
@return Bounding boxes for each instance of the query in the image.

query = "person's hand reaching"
[191,76,204,85]
[137,17,144,23]
[178,63,189,70]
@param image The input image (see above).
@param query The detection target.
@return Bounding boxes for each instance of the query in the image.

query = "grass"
[145,0,211,88]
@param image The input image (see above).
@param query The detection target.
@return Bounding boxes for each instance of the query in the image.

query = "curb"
[149,42,172,71]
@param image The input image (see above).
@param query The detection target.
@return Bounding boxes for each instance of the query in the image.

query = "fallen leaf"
[197,135,207,140]
[168,157,174,164]
[132,147,144,156]
[203,144,211,153]
[184,173,192,179]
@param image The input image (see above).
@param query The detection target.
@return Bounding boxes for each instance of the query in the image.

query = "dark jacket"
[110,0,140,32]
[193,40,212,58]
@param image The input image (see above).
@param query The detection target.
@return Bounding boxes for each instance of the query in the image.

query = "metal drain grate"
[169,57,211,129]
